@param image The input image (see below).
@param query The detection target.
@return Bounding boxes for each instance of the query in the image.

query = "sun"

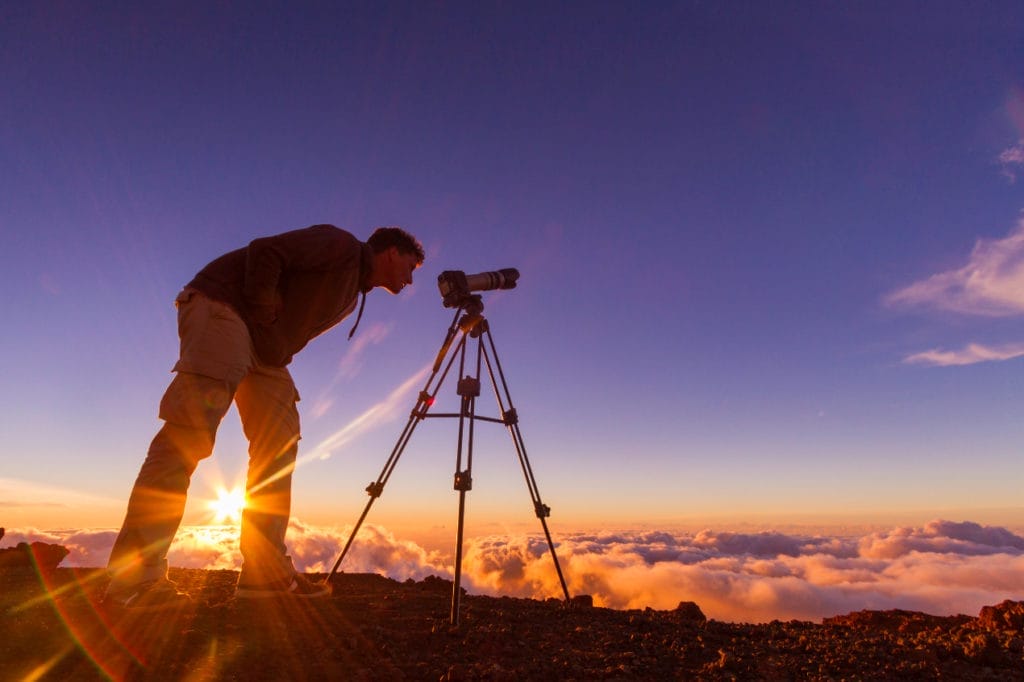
[208,486,246,524]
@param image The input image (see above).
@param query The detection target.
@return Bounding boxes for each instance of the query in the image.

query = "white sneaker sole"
[235,577,331,599]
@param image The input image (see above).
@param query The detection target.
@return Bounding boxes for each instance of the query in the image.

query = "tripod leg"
[324,314,467,586]
[451,486,469,624]
[449,328,482,626]
[481,326,572,602]
[324,409,418,584]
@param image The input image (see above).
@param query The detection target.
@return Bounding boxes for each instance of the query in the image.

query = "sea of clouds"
[5,519,1023,623]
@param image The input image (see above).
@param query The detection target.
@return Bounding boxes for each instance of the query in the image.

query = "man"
[105,224,424,609]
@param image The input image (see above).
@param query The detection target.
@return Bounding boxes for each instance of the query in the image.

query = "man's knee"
[149,422,216,473]
[159,371,234,433]
[132,423,214,499]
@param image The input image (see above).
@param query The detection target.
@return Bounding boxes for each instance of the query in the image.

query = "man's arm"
[242,225,359,323]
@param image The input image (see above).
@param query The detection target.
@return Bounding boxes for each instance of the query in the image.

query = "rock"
[419,574,457,594]
[675,601,707,623]
[570,594,594,608]
[0,541,69,571]
[977,600,1024,631]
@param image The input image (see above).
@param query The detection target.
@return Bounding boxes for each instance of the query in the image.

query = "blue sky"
[3,2,1024,543]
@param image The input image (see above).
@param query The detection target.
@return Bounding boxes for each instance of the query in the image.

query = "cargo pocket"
[158,372,234,432]
[172,290,252,386]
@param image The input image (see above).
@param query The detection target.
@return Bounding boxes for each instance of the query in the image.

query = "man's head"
[367,227,425,294]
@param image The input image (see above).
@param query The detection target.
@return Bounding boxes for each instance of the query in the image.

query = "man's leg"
[106,290,251,599]
[235,364,302,587]
[106,373,231,593]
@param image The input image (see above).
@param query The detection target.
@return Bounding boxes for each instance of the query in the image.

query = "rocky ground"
[2,563,1023,681]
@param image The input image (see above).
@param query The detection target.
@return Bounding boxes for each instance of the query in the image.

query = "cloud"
[886,218,1024,365]
[3,519,450,582]
[999,142,1024,183]
[457,521,1024,622]
[885,218,1024,317]
[310,322,393,419]
[7,519,1023,623]
[858,519,1024,558]
[302,363,431,462]
[287,521,451,580]
[2,528,119,567]
[902,341,1024,366]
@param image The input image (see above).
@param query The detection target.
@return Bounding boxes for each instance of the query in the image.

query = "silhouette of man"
[105,225,424,608]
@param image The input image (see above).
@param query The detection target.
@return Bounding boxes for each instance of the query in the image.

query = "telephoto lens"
[463,268,519,292]
[437,269,520,308]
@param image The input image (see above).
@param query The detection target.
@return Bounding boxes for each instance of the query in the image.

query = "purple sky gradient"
[3,3,1024,538]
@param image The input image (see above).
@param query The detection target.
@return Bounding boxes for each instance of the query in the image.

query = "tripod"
[324,294,571,626]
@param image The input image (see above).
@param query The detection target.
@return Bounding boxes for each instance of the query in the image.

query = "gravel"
[2,567,1022,680]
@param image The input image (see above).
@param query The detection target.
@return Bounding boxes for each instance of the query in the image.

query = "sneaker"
[235,573,331,600]
[104,579,192,611]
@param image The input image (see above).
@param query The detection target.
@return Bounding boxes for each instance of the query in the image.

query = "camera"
[437,268,519,308]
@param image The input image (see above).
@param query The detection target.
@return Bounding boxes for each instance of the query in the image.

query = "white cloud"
[999,142,1024,183]
[3,519,450,581]
[310,322,393,419]
[283,519,452,579]
[2,527,119,567]
[302,363,430,462]
[885,218,1024,317]
[7,519,1023,624]
[902,341,1024,366]
[458,521,1024,622]
[858,519,1024,558]
[886,217,1024,365]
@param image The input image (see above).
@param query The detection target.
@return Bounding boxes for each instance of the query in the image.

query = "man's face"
[379,247,421,294]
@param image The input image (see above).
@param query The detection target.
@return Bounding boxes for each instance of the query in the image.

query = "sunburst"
[208,486,246,524]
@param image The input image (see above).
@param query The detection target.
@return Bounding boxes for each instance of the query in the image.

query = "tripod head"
[456,293,484,319]
[432,294,488,373]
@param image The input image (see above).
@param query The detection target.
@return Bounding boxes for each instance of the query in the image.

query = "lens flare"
[207,487,246,524]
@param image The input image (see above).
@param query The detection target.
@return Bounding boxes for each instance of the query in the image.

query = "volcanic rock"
[0,541,69,571]
[979,600,1024,632]
[675,600,707,623]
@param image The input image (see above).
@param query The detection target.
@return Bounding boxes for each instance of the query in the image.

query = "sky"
[2,2,1024,620]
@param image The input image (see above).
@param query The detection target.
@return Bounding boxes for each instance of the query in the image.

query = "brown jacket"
[186,225,372,366]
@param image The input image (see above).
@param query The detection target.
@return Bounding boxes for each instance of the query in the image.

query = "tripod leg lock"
[457,376,480,397]
[534,502,551,518]
[413,390,435,418]
[453,470,472,491]
[366,482,385,498]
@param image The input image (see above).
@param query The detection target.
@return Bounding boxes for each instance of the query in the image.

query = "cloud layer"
[6,519,1022,623]
[458,521,1024,622]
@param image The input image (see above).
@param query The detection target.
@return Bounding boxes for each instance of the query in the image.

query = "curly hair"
[367,226,425,263]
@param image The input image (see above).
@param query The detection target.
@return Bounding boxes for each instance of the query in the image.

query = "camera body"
[437,268,519,308]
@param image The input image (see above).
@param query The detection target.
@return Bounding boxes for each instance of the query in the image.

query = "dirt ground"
[2,566,1022,680]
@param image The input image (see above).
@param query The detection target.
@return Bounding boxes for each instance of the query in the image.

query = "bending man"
[106,224,424,608]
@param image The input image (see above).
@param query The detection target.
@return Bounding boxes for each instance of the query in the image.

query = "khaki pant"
[107,289,301,592]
